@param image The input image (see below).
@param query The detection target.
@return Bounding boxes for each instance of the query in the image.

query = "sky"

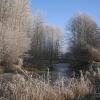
[31,0,100,29]
[31,0,100,52]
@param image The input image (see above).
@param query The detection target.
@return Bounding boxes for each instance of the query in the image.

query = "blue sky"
[31,0,100,29]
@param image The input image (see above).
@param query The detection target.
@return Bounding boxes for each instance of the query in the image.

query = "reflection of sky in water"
[53,63,70,73]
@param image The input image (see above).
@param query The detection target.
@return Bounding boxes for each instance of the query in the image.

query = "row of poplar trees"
[0,0,61,68]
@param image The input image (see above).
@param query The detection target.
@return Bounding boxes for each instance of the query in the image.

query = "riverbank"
[0,68,100,100]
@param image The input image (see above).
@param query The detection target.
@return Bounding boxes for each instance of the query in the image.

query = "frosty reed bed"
[0,68,100,100]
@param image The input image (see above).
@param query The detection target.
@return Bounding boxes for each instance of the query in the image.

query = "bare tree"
[0,0,33,66]
[44,24,61,69]
[29,12,61,69]
[68,12,100,67]
[69,12,98,47]
[29,12,45,63]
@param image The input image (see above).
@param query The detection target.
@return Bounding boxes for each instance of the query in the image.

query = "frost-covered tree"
[30,12,61,68]
[68,12,100,67]
[0,0,33,65]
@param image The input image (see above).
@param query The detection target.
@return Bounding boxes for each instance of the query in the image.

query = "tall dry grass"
[0,68,100,100]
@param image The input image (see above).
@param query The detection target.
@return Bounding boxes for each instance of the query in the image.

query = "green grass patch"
[0,68,4,74]
[0,65,21,74]
[22,66,49,72]
[0,64,49,74]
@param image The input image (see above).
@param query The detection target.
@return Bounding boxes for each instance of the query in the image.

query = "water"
[30,63,72,82]
[53,63,72,76]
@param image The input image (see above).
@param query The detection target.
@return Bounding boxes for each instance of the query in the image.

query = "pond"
[30,63,73,82]
[53,63,72,76]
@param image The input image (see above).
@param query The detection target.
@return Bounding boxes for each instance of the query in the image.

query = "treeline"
[0,0,61,69]
[0,0,100,71]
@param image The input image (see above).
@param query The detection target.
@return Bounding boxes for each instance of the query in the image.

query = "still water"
[31,63,72,81]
